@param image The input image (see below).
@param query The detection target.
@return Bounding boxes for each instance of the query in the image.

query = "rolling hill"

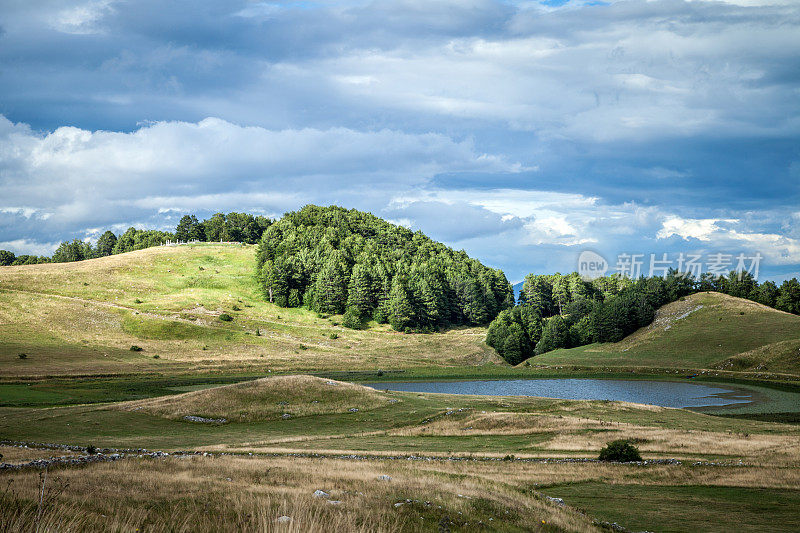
[0,243,499,379]
[532,292,800,375]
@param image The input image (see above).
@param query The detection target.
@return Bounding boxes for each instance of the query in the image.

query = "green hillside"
[0,243,498,379]
[533,292,800,374]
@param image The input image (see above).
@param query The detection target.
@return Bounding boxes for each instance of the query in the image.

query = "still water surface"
[363,379,752,408]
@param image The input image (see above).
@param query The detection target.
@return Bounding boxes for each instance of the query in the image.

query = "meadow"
[2,245,800,531]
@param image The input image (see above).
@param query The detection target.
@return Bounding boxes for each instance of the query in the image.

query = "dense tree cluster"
[255,205,514,331]
[0,249,51,266]
[0,211,273,266]
[176,212,272,244]
[487,269,800,364]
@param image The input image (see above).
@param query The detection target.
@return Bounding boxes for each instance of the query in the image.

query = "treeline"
[0,212,272,266]
[255,205,514,332]
[487,270,800,365]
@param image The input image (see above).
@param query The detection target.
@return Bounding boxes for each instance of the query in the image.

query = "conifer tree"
[314,252,348,314]
[388,276,415,331]
[346,263,374,319]
[95,231,118,257]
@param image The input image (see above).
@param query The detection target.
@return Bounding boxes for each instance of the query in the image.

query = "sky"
[0,0,798,283]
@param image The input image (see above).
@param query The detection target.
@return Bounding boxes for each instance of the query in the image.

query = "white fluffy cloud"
[0,114,522,240]
[657,215,800,265]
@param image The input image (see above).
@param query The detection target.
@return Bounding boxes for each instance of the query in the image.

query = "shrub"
[598,439,642,462]
[134,298,143,304]
[18,353,27,359]
[232,305,241,311]
[152,354,160,359]
[86,445,97,455]
[298,344,308,350]
[329,333,339,339]
[342,307,366,329]
[219,313,233,322]
[129,345,143,352]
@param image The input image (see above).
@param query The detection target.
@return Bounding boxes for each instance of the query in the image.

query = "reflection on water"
[363,379,753,409]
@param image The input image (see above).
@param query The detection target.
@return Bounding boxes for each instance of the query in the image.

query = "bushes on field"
[598,439,642,462]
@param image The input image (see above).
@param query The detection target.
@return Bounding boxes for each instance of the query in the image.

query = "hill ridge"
[533,292,800,375]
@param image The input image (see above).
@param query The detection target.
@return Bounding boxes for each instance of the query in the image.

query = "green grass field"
[544,482,800,533]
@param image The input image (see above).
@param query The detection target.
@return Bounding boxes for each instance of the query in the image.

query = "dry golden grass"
[405,458,800,492]
[0,454,597,532]
[0,446,79,464]
[116,375,395,422]
[360,410,800,463]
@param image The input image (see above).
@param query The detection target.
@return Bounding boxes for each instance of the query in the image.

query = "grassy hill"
[533,292,800,374]
[0,243,498,379]
[117,375,393,422]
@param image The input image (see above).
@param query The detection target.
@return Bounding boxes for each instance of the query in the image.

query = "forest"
[487,270,800,365]
[255,205,514,332]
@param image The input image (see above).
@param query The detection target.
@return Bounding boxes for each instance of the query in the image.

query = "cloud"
[657,216,739,242]
[383,200,524,242]
[0,114,521,247]
[0,1,798,281]
[657,215,800,265]
[0,239,60,256]
[48,0,115,35]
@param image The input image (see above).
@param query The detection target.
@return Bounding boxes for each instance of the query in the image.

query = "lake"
[363,378,753,409]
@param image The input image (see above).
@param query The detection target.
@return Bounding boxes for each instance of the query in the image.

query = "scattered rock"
[546,496,565,506]
[327,500,343,505]
[348,408,359,412]
[282,413,292,419]
[276,516,292,523]
[313,490,330,498]
[183,415,227,424]
[377,475,392,481]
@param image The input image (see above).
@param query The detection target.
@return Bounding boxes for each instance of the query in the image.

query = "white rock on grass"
[546,496,565,506]
[377,475,392,481]
[313,490,330,498]
[276,516,292,523]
